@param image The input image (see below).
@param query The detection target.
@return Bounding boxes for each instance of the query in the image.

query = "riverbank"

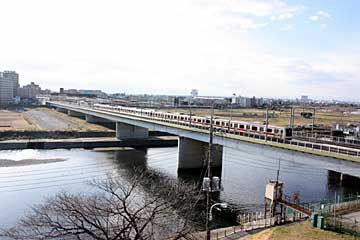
[0,158,67,167]
[0,136,178,150]
[243,221,354,240]
[0,130,115,140]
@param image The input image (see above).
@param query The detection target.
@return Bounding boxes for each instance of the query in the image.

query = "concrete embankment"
[0,136,178,150]
[0,130,116,140]
[0,130,173,141]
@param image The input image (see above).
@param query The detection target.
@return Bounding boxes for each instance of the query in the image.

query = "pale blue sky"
[0,0,359,101]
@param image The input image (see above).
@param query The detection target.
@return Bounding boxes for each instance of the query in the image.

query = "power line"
[0,173,109,191]
[0,167,117,184]
[224,159,327,177]
[0,150,179,180]
[0,161,113,175]
[0,179,100,194]
[0,163,116,179]
[223,147,360,173]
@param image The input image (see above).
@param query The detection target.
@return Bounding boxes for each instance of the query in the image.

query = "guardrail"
[50,102,360,159]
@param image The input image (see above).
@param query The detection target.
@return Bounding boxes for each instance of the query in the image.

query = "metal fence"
[311,194,360,238]
[309,194,360,215]
[324,216,360,238]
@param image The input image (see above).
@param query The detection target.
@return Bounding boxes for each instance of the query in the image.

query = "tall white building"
[0,72,14,107]
[3,71,19,96]
[0,71,19,107]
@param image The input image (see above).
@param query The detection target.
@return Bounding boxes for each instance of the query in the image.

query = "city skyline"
[0,0,360,100]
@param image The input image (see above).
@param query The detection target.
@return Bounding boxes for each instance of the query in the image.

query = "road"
[25,109,78,130]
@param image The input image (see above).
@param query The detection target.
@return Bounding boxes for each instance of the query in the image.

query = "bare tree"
[1,169,201,240]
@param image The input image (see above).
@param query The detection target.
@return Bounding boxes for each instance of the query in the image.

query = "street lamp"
[206,202,228,239]
[209,202,228,221]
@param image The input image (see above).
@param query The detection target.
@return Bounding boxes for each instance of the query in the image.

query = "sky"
[0,0,359,101]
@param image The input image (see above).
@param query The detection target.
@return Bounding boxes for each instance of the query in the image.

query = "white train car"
[92,103,292,140]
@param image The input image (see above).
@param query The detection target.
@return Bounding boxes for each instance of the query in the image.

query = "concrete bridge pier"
[56,107,68,114]
[177,137,223,171]
[328,170,360,187]
[116,122,149,140]
[67,110,85,118]
[85,115,112,123]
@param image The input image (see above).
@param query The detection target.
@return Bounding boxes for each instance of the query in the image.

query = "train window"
[206,119,210,124]
[180,117,184,120]
[275,129,279,134]
[260,127,264,132]
[240,124,244,129]
[225,122,228,127]
[246,125,250,130]
[216,121,220,125]
[197,119,202,123]
[267,128,273,133]
[252,126,257,131]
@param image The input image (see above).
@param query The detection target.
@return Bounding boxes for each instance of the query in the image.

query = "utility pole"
[265,107,269,141]
[228,93,236,132]
[228,103,233,132]
[289,107,295,129]
[311,107,316,138]
[205,105,214,240]
[189,99,192,128]
[289,107,293,128]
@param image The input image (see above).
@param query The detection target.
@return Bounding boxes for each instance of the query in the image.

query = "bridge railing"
[51,102,360,159]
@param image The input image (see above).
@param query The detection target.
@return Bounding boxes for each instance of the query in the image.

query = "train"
[93,103,292,140]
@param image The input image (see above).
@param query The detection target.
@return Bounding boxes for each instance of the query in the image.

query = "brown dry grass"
[0,110,34,131]
[166,107,360,127]
[37,108,111,131]
[244,221,354,240]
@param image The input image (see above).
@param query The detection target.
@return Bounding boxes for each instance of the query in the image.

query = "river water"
[0,144,360,228]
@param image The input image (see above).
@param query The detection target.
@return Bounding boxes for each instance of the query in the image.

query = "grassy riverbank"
[244,221,354,240]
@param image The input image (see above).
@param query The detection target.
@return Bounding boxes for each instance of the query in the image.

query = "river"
[0,144,360,228]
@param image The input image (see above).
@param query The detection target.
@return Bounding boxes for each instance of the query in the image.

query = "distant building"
[190,89,198,98]
[60,88,64,94]
[0,72,14,107]
[78,89,107,98]
[301,95,309,103]
[2,71,19,96]
[231,94,237,104]
[41,89,52,95]
[0,70,19,107]
[17,82,42,100]
[64,89,79,95]
[233,96,251,108]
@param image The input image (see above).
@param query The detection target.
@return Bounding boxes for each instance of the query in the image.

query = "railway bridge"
[48,101,360,177]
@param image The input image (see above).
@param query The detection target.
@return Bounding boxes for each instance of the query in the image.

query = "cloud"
[0,0,359,101]
[197,0,303,31]
[309,10,331,21]
[286,60,345,85]
[270,6,303,21]
[281,24,294,31]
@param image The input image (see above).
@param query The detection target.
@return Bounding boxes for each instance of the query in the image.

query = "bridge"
[48,101,360,175]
